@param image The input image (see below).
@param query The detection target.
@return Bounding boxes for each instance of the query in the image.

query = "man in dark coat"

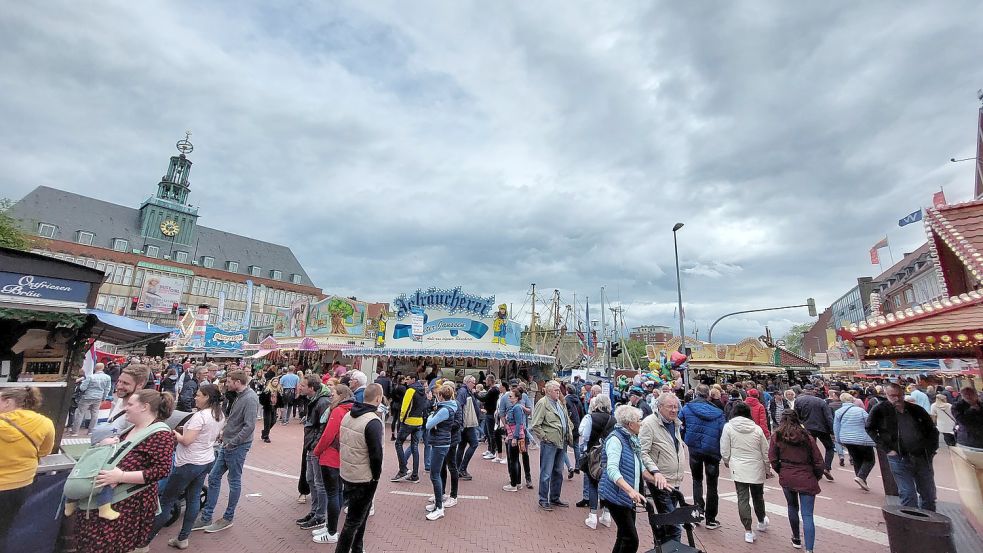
[794,384,836,480]
[953,386,983,448]
[679,384,725,529]
[866,382,939,511]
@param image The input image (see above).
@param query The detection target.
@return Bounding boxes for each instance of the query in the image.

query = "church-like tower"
[139,133,200,249]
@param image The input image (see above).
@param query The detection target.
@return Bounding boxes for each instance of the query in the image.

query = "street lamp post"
[672,223,685,356]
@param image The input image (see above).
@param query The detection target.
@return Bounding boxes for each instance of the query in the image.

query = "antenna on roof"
[176,131,194,155]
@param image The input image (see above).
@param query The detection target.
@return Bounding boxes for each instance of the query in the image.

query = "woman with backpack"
[0,387,55,543]
[833,392,877,491]
[77,389,177,553]
[579,394,614,530]
[769,411,824,552]
[149,384,225,549]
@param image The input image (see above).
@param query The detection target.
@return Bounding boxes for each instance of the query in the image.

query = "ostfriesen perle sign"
[0,271,91,305]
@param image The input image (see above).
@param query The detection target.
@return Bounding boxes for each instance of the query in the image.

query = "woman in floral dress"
[75,389,176,553]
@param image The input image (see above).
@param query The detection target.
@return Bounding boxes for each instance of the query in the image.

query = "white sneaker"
[428,494,449,503]
[745,531,755,543]
[425,503,438,512]
[425,507,445,521]
[312,532,339,544]
[444,497,458,508]
[312,526,332,536]
[585,513,598,529]
[757,516,770,532]
[369,503,375,516]
[343,506,348,514]
[502,484,518,492]
[599,510,612,528]
[482,452,495,459]
[496,457,507,464]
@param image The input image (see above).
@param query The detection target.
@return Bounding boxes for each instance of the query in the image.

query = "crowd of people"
[0,352,981,553]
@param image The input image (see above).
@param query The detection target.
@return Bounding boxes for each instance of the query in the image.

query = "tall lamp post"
[672,223,685,355]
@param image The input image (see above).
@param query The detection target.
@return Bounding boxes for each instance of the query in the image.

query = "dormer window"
[146,245,159,258]
[250,265,261,277]
[270,270,282,281]
[227,261,239,273]
[201,256,214,269]
[37,223,56,238]
[76,231,93,245]
[291,274,301,284]
[112,238,129,252]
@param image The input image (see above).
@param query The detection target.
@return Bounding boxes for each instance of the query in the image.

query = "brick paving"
[149,420,969,553]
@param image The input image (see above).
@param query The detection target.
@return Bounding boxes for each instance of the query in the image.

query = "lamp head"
[672,223,684,232]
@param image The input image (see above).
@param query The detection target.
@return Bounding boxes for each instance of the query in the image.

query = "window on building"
[207,280,216,297]
[134,270,145,288]
[37,223,56,238]
[175,251,188,263]
[227,261,239,273]
[112,238,129,252]
[201,256,214,269]
[270,270,282,281]
[191,278,201,296]
[96,295,107,310]
[250,266,261,277]
[123,267,133,285]
[76,231,94,245]
[146,245,159,258]
[904,289,914,305]
[291,274,301,284]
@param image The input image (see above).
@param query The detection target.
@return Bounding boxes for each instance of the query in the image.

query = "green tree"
[624,339,648,369]
[0,199,31,250]
[327,298,355,334]
[780,322,814,355]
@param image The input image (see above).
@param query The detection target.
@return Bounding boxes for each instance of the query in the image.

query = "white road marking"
[847,501,881,510]
[719,495,888,545]
[389,490,488,500]
[244,464,299,479]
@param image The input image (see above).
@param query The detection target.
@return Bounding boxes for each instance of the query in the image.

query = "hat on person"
[629,386,644,397]
[509,378,520,387]
[804,384,815,391]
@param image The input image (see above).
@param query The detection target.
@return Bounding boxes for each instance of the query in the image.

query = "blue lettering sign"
[0,272,91,304]
[393,286,495,319]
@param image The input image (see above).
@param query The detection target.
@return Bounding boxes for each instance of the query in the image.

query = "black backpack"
[580,412,616,480]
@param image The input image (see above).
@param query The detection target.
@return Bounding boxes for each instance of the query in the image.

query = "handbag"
[518,437,527,453]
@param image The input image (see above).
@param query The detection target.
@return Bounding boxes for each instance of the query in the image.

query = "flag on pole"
[898,209,923,227]
[81,343,96,377]
[585,298,593,353]
[933,190,947,209]
[976,105,983,199]
[870,237,889,265]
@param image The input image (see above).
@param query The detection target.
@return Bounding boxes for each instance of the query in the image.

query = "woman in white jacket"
[721,402,772,544]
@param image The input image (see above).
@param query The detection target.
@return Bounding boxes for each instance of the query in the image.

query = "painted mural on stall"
[273,295,369,338]
[385,287,522,350]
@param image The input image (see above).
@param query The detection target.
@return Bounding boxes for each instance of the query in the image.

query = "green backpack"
[63,421,171,510]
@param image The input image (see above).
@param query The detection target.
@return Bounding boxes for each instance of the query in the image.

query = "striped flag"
[933,190,947,209]
[870,237,888,265]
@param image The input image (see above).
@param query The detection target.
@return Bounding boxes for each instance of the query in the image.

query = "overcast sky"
[2,2,982,343]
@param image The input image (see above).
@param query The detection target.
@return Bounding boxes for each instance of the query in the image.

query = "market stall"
[350,286,555,383]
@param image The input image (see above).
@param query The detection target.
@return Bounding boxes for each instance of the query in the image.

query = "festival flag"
[976,105,983,199]
[81,343,96,377]
[933,190,947,209]
[870,237,888,265]
[898,209,922,227]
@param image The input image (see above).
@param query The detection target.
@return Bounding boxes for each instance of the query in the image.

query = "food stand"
[348,287,555,383]
[0,247,178,553]
[847,199,983,541]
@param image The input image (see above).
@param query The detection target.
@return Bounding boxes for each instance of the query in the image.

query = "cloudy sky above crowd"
[3,2,982,344]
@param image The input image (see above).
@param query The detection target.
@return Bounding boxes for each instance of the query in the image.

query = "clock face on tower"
[160,219,181,237]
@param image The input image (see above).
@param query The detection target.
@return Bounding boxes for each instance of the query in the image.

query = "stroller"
[643,489,704,553]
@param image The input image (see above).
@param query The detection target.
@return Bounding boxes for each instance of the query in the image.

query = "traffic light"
[130,297,139,310]
[171,303,179,314]
[807,298,817,317]
[610,342,622,357]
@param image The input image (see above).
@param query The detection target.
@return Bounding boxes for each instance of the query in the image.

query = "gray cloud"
[2,1,982,344]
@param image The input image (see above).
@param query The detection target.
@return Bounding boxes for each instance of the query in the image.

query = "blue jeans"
[783,488,816,551]
[424,429,432,471]
[429,445,450,508]
[456,427,479,473]
[202,443,251,522]
[887,453,937,511]
[306,451,326,519]
[538,441,566,505]
[563,442,582,470]
[151,461,212,541]
[395,425,422,476]
[586,474,599,509]
[280,390,296,423]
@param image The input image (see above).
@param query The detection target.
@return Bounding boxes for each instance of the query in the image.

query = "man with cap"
[629,386,653,419]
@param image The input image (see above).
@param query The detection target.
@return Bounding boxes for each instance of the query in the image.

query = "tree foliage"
[780,322,814,355]
[0,199,31,251]
[624,339,648,369]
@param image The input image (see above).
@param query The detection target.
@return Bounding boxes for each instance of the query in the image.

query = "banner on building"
[205,320,247,351]
[138,274,184,313]
[385,287,521,351]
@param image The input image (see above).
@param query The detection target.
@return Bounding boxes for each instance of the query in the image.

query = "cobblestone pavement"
[149,419,966,553]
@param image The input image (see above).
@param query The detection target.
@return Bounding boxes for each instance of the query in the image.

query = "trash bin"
[881,504,956,553]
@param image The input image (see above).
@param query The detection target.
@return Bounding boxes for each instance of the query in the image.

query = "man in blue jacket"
[679,384,725,529]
